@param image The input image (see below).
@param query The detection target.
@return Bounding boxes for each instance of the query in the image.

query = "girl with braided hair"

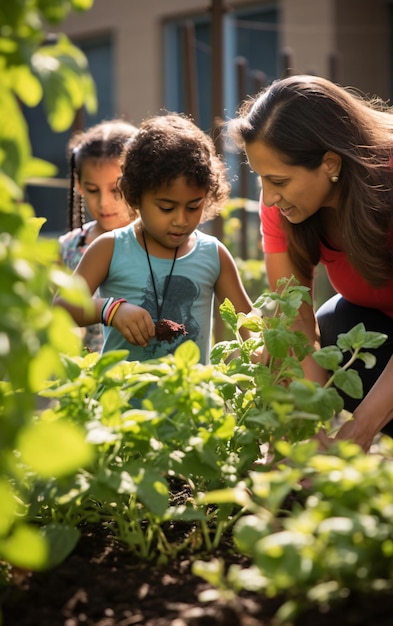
[59,119,138,351]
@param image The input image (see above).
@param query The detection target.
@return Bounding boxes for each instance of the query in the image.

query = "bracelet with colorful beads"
[106,298,126,326]
[100,297,114,325]
[101,297,126,326]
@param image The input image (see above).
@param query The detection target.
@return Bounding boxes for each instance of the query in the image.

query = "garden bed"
[3,523,393,626]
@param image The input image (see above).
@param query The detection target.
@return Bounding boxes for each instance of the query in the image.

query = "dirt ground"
[3,523,393,626]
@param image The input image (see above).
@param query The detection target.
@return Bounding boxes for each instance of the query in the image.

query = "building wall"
[281,0,336,78]
[335,0,390,98]
[57,0,392,124]
[281,0,390,96]
[58,0,264,124]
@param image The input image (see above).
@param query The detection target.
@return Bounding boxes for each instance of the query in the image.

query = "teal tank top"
[99,223,220,363]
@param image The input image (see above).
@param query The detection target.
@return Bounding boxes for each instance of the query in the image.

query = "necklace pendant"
[155,318,187,342]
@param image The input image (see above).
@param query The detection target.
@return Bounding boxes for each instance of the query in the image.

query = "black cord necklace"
[141,229,178,322]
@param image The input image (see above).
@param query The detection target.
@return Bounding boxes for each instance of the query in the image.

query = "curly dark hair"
[119,112,230,223]
[67,119,138,231]
[227,74,393,287]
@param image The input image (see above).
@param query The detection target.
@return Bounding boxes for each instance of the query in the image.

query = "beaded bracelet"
[106,299,126,326]
[100,297,114,324]
[101,297,127,326]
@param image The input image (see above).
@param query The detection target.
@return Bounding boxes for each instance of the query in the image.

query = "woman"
[227,74,393,452]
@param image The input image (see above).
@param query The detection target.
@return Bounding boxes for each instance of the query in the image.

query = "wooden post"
[329,51,340,83]
[210,0,227,341]
[251,69,266,95]
[280,48,293,78]
[236,56,249,260]
[182,21,199,123]
[210,0,227,243]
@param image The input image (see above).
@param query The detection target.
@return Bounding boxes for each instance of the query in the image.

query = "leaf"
[289,380,343,421]
[0,524,48,570]
[210,340,239,364]
[32,35,97,131]
[357,351,376,369]
[312,345,343,370]
[291,331,314,360]
[0,81,32,185]
[214,413,236,439]
[23,156,57,179]
[219,298,238,332]
[192,558,225,587]
[360,330,388,349]
[44,78,76,132]
[40,523,81,569]
[136,471,169,518]
[199,487,251,507]
[29,344,66,391]
[93,350,130,378]
[49,309,83,356]
[337,323,387,351]
[263,328,293,359]
[71,0,95,9]
[59,353,82,380]
[174,340,200,367]
[235,515,272,555]
[18,419,94,478]
[334,368,363,398]
[10,65,43,106]
[37,0,72,24]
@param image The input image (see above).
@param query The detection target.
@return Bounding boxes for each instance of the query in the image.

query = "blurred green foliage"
[0,0,97,575]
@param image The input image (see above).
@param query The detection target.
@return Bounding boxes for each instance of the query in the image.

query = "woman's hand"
[251,345,270,365]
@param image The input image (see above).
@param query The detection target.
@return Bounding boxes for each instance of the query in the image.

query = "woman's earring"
[330,175,339,183]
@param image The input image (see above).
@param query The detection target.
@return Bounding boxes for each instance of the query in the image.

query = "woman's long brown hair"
[228,75,393,287]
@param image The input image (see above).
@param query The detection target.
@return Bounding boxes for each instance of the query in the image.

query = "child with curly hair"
[55,112,252,363]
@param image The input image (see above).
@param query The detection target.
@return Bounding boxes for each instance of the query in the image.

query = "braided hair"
[67,119,138,231]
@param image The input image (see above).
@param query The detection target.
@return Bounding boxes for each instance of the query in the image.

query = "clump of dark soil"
[2,523,393,626]
[155,319,187,342]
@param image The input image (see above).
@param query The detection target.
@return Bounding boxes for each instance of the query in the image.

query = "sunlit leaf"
[0,524,48,569]
[48,307,83,355]
[71,0,95,10]
[219,298,237,331]
[93,350,130,377]
[174,340,200,367]
[24,156,57,179]
[10,65,42,106]
[18,419,94,477]
[29,344,65,391]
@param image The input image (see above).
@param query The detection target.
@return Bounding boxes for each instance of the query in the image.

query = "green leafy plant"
[2,6,392,618]
[14,273,384,568]
[195,438,393,624]
[0,0,97,582]
[192,283,391,623]
[22,342,248,560]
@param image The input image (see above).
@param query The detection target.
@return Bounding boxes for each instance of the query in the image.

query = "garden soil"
[3,523,393,626]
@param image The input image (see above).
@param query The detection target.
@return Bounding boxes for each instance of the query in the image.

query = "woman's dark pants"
[316,294,393,436]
